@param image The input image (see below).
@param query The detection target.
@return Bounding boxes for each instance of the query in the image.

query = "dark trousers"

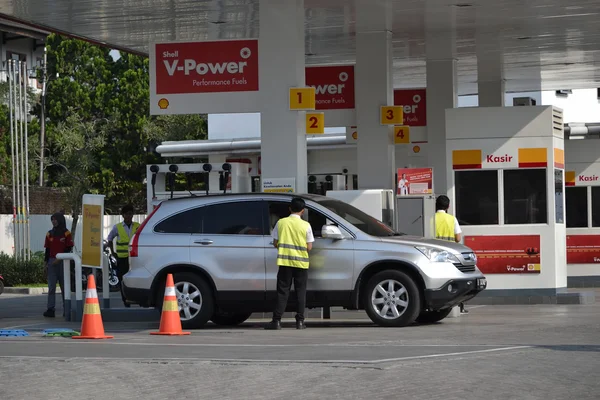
[117,257,130,303]
[273,265,308,322]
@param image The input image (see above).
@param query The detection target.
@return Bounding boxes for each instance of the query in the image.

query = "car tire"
[156,272,215,329]
[363,269,421,327]
[210,311,253,326]
[415,308,452,324]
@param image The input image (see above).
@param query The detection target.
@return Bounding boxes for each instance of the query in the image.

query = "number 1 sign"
[289,87,316,110]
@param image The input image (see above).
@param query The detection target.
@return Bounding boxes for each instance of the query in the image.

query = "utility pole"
[39,45,47,187]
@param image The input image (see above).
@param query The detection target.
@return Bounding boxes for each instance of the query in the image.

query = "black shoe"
[123,301,131,308]
[296,320,306,330]
[43,309,55,318]
[264,320,281,330]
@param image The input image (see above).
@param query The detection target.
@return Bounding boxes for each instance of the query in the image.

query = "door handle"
[194,239,213,245]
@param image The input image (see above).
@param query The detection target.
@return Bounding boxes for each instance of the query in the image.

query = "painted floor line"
[0,339,528,348]
[0,346,531,365]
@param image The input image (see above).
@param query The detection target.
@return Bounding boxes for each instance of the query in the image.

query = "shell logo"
[352,131,357,140]
[413,145,421,153]
[158,98,169,110]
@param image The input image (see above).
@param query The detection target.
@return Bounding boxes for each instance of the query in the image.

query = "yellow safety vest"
[116,222,140,258]
[435,212,456,242]
[277,216,311,269]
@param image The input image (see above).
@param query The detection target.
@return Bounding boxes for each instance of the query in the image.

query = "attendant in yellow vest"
[265,197,315,330]
[106,204,140,307]
[434,195,468,313]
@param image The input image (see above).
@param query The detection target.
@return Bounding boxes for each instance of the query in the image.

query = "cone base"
[72,335,114,340]
[150,331,191,336]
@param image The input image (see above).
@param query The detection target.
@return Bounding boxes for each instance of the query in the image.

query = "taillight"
[130,203,161,257]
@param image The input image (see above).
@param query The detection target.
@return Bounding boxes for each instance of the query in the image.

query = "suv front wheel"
[156,272,215,329]
[363,270,421,327]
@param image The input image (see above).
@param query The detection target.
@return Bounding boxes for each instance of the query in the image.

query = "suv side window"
[154,207,203,234]
[202,201,265,235]
[267,201,291,234]
[306,207,333,238]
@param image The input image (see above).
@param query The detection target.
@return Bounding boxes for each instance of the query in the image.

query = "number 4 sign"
[394,126,410,144]
[306,113,325,134]
[380,106,404,125]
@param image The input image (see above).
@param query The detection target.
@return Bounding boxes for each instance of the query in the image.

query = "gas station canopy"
[1,0,600,95]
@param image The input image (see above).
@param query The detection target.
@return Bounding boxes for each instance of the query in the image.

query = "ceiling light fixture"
[454,3,473,7]
[210,20,226,24]
[517,36,531,40]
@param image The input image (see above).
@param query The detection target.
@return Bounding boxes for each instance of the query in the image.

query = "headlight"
[415,246,461,263]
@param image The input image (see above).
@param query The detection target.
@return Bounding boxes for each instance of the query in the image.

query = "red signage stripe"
[554,162,565,169]
[565,182,575,187]
[453,164,482,170]
[518,162,547,168]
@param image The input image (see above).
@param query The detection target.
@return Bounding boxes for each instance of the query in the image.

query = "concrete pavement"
[0,293,599,399]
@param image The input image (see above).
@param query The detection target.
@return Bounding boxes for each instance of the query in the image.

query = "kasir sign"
[154,39,259,95]
[306,65,355,110]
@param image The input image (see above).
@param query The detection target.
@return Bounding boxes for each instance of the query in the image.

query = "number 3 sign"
[380,106,404,125]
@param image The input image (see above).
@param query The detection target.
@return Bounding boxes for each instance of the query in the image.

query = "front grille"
[453,263,476,273]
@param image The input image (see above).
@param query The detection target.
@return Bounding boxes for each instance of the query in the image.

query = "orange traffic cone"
[72,274,113,340]
[151,274,191,336]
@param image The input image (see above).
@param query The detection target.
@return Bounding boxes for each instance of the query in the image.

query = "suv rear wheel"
[156,272,215,329]
[363,270,421,327]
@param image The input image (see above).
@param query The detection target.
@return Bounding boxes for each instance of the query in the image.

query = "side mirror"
[321,225,345,240]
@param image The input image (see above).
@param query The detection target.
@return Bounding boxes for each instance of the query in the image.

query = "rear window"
[154,207,203,234]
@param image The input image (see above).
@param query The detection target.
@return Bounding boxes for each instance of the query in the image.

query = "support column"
[426,7,458,194]
[355,1,395,190]
[259,0,307,193]
[476,32,505,107]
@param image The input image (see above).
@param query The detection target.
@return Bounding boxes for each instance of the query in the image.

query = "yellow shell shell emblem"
[352,131,357,140]
[413,145,421,153]
[158,98,169,110]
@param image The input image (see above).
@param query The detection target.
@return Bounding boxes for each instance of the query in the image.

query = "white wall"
[0,214,146,256]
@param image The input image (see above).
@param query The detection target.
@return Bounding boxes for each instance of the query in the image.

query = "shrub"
[0,252,47,286]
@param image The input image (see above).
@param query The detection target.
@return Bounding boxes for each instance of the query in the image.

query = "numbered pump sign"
[306,113,325,134]
[380,106,404,125]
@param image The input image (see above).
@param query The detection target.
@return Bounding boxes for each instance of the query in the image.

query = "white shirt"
[272,214,315,243]
[436,210,462,234]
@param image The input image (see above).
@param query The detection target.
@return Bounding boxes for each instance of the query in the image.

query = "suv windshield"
[315,198,404,237]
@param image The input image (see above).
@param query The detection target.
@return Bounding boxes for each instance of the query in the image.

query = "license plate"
[477,278,487,287]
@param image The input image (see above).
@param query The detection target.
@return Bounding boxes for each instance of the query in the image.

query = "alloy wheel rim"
[371,279,409,320]
[175,281,203,321]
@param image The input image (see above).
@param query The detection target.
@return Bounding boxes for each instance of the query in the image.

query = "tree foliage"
[40,34,207,219]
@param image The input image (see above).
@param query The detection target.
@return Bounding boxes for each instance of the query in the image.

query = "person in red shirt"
[43,212,74,318]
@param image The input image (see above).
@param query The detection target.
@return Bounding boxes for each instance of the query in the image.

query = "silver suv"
[123,193,487,328]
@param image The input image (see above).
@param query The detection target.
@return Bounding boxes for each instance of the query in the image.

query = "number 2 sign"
[306,113,325,134]
[380,106,404,125]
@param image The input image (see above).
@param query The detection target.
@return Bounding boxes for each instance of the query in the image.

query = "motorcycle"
[0,274,4,295]
[68,241,120,293]
[103,240,121,290]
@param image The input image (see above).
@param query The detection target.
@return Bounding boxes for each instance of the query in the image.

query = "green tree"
[43,33,208,216]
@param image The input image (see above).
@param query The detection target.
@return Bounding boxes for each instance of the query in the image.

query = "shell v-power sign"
[150,39,261,115]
